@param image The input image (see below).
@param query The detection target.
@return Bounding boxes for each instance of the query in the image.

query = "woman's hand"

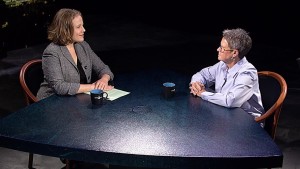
[93,82,114,91]
[104,85,114,91]
[94,74,111,90]
[94,79,108,90]
[189,82,205,96]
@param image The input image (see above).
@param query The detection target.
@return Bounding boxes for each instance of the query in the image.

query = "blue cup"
[162,82,176,98]
[90,89,108,105]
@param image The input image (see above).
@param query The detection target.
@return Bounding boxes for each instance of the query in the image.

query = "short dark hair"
[47,8,82,45]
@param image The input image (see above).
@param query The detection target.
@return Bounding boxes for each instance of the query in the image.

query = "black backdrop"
[1,0,298,52]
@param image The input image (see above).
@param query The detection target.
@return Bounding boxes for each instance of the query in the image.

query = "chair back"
[255,71,287,140]
[19,59,43,105]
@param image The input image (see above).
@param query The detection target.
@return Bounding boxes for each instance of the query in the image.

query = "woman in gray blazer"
[37,8,114,100]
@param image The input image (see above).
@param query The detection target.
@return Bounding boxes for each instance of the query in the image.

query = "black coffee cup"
[162,82,175,98]
[90,89,108,105]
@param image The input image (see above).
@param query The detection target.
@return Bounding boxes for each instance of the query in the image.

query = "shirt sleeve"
[201,70,257,108]
[190,62,221,87]
[80,41,114,81]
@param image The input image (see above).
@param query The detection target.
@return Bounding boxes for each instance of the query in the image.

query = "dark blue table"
[0,69,283,168]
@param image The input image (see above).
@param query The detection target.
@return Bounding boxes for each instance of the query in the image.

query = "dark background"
[1,0,299,84]
[1,1,298,51]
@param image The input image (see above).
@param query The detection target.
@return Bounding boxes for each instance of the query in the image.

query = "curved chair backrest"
[255,71,287,140]
[19,59,43,105]
[19,59,43,169]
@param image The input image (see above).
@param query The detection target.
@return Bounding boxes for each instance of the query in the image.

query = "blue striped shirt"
[191,57,264,117]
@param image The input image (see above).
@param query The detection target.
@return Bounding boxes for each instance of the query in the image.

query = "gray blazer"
[37,41,114,100]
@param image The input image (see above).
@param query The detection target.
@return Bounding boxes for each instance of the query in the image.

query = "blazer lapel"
[75,43,90,81]
[60,45,77,68]
[75,43,88,67]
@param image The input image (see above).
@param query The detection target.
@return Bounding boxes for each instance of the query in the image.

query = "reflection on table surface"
[0,69,283,168]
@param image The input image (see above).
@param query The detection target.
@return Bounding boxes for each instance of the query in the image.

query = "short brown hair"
[47,8,82,45]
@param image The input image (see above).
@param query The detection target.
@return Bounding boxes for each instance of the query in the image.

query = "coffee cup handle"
[103,92,108,99]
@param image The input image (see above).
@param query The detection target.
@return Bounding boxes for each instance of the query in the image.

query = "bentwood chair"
[19,59,74,169]
[19,59,43,105]
[19,59,43,169]
[255,71,288,140]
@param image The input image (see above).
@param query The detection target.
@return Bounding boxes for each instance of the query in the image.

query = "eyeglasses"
[218,46,234,53]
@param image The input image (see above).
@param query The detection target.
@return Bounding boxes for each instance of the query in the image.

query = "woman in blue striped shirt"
[189,28,264,118]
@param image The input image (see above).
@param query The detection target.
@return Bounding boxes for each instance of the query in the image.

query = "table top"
[0,69,283,168]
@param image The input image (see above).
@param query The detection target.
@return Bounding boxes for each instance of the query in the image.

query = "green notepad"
[85,88,130,101]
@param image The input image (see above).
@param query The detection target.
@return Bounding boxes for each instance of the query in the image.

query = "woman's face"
[72,15,85,43]
[217,38,234,64]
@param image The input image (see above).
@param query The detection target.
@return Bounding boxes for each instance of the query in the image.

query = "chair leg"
[28,153,33,169]
[66,159,71,169]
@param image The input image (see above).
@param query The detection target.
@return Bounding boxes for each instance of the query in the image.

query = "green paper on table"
[85,88,130,101]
